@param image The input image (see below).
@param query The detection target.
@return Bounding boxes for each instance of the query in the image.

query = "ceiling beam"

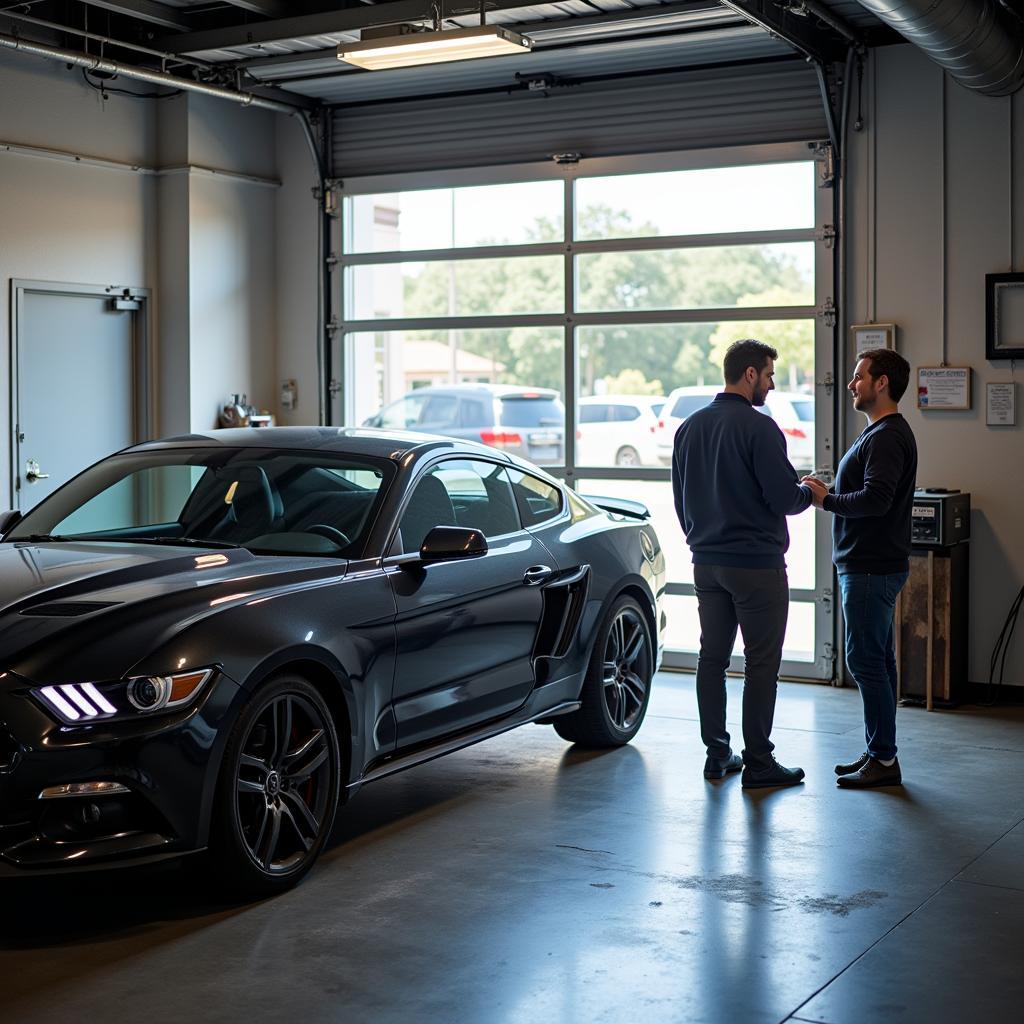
[81,0,189,32]
[717,0,848,63]
[160,0,724,54]
[220,0,294,18]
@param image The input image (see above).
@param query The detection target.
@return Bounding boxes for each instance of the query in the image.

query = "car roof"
[665,385,722,399]
[580,394,667,404]
[125,426,515,463]
[393,384,560,399]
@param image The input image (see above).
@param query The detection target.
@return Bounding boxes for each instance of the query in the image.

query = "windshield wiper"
[20,534,73,543]
[122,536,242,550]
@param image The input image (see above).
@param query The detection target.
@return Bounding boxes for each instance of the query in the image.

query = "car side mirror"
[0,509,22,538]
[419,525,488,563]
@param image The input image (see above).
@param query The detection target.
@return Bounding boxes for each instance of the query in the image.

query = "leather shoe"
[834,751,870,776]
[837,756,902,788]
[704,752,742,780]
[741,758,805,789]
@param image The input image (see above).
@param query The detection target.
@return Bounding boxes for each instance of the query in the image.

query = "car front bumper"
[0,670,242,874]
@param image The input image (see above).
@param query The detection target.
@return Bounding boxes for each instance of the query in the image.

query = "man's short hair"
[857,348,911,402]
[722,339,778,385]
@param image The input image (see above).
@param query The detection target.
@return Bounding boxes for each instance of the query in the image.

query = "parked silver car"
[363,384,565,465]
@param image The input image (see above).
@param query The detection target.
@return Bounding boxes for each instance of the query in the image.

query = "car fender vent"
[20,601,120,617]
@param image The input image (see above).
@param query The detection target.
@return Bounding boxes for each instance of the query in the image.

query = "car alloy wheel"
[235,692,333,873]
[552,594,653,747]
[615,446,641,467]
[214,676,341,896]
[601,606,650,730]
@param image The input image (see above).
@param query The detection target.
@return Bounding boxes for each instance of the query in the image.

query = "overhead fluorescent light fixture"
[337,25,532,71]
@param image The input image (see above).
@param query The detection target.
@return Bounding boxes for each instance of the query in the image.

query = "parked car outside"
[576,394,667,467]
[364,384,564,466]
[0,428,664,895]
[655,386,815,471]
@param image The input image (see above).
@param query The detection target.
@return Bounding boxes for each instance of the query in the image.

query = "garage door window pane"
[576,243,813,313]
[575,162,814,240]
[346,181,564,254]
[347,255,564,319]
[347,329,564,466]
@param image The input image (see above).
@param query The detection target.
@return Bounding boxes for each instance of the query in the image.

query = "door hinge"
[328,379,342,396]
[816,297,836,327]
[822,588,833,615]
[325,315,341,335]
[816,371,835,396]
[815,224,837,249]
[811,142,835,187]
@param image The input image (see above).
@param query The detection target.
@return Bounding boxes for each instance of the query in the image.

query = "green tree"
[707,287,815,390]
[599,368,664,395]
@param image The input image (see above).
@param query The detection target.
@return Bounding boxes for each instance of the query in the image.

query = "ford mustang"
[0,428,664,895]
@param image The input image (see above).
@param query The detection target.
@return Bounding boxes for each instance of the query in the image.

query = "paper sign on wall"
[917,366,971,410]
[986,382,1016,425]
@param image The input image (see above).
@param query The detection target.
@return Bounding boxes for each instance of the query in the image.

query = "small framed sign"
[986,382,1016,425]
[917,366,971,410]
[850,322,896,352]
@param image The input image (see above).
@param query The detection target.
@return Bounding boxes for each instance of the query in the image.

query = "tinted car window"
[507,467,563,527]
[401,459,519,552]
[614,405,641,422]
[377,394,428,429]
[459,398,490,428]
[8,449,391,557]
[671,395,715,418]
[650,402,665,417]
[499,397,564,427]
[420,395,458,428]
[579,404,609,423]
[793,399,814,422]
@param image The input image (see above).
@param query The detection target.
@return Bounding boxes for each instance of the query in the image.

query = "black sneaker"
[834,751,870,776]
[704,752,743,780]
[837,757,902,788]
[741,758,805,789]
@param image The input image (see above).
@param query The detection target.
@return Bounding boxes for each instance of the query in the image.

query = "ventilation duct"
[854,0,1024,95]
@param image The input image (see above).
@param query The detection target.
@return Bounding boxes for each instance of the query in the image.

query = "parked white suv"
[655,386,815,471]
[576,394,667,467]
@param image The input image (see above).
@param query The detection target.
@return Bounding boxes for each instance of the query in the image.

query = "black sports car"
[0,428,665,895]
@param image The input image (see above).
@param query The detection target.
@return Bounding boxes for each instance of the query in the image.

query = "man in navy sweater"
[802,348,917,789]
[672,339,814,788]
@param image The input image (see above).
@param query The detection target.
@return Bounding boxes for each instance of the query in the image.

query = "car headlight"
[34,669,214,725]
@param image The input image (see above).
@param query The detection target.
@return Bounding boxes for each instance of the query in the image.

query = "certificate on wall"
[851,323,896,351]
[986,382,1016,425]
[917,366,971,410]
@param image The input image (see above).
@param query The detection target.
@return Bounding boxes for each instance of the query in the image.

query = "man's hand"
[801,475,829,509]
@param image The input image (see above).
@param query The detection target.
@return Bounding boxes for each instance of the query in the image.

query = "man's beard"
[752,386,768,407]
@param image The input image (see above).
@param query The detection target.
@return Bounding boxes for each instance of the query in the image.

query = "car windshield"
[5,448,394,558]
[499,396,564,427]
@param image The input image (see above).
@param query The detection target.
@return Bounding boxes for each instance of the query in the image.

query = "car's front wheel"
[211,675,341,898]
[553,594,653,747]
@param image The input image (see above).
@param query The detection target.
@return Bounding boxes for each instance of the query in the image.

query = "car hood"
[0,541,349,682]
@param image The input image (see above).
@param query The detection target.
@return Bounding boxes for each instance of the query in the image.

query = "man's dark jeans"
[838,570,909,762]
[694,564,789,771]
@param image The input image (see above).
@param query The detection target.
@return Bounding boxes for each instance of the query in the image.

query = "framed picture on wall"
[985,273,1024,359]
[850,322,896,352]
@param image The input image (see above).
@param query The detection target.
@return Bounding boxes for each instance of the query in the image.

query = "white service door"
[16,289,136,511]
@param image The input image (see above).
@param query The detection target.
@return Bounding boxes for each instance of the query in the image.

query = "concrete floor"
[3,673,1024,1024]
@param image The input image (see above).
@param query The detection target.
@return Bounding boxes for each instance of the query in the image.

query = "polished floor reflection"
[3,673,1024,1023]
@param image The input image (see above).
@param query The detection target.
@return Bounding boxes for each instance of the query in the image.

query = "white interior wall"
[0,51,158,507]
[847,44,1024,687]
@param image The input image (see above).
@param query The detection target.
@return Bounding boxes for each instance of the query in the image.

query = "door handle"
[523,565,555,586]
[25,459,50,483]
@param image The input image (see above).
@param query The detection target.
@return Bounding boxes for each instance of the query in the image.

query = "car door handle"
[523,565,555,586]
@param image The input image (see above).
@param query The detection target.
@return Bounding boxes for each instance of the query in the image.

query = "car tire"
[615,445,641,467]
[210,675,341,898]
[553,594,653,748]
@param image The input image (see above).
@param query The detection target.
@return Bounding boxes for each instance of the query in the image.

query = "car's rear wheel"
[554,594,653,747]
[211,675,341,898]
[615,445,641,467]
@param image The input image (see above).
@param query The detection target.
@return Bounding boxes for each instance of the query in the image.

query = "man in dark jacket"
[672,339,813,788]
[803,348,917,789]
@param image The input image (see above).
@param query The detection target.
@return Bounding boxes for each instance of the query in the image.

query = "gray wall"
[847,44,1024,687]
[0,50,317,509]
